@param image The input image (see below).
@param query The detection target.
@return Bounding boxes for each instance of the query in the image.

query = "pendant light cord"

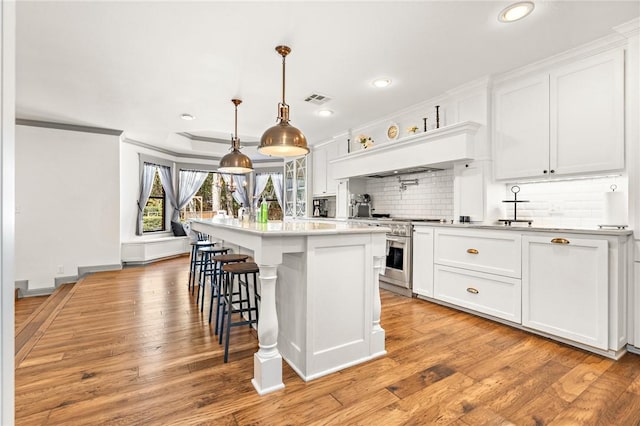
[281,53,286,106]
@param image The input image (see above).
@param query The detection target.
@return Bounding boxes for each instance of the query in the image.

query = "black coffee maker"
[312,199,328,217]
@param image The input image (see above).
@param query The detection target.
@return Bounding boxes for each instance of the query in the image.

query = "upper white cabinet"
[284,156,308,218]
[312,140,348,196]
[493,75,550,180]
[494,49,624,180]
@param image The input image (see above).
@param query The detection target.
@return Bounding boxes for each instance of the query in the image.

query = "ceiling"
[16,1,639,160]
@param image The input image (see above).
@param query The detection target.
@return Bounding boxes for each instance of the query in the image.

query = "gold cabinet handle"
[467,248,479,254]
[466,287,479,294]
[551,238,570,245]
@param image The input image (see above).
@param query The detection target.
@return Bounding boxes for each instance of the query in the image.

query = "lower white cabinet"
[522,235,609,350]
[412,226,434,297]
[423,226,630,358]
[434,264,521,323]
[432,228,522,323]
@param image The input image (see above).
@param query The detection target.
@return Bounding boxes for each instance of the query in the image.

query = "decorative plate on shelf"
[386,123,399,141]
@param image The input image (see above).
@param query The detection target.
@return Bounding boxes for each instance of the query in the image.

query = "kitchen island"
[190,219,388,395]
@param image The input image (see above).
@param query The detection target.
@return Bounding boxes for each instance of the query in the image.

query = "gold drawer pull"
[467,248,479,254]
[551,238,570,245]
[466,287,479,294]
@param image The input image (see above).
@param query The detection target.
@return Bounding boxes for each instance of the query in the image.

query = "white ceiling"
[16,1,639,160]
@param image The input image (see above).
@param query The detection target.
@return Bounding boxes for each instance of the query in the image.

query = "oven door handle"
[386,237,407,243]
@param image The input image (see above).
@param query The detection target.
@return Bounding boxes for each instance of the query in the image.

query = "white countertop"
[411,221,633,236]
[190,218,389,236]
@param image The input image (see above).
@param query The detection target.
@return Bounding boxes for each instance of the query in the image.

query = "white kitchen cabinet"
[493,74,550,180]
[522,235,609,350]
[284,156,308,218]
[453,160,503,223]
[335,177,366,219]
[494,49,624,180]
[312,140,348,196]
[434,228,521,278]
[335,179,349,218]
[434,264,521,323]
[312,146,327,196]
[432,228,522,323]
[412,226,434,297]
[424,226,630,358]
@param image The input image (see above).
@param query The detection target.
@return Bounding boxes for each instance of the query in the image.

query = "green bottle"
[259,199,268,223]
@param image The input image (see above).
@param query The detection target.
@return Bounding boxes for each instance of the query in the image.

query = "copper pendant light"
[258,45,309,157]
[218,99,254,174]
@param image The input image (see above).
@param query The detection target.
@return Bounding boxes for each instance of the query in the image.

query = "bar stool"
[196,246,231,312]
[219,261,260,363]
[209,253,250,332]
[188,240,215,294]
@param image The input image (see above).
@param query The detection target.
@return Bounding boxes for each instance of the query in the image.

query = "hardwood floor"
[15,256,640,425]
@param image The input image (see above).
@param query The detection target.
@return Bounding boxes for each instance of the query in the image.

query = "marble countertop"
[190,218,389,237]
[410,221,633,236]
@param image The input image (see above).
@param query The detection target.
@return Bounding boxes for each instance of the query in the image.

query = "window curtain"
[253,173,271,209]
[136,163,157,235]
[232,175,250,207]
[157,165,177,222]
[270,172,284,210]
[176,170,209,221]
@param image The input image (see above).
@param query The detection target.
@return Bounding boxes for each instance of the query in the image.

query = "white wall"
[1,0,16,422]
[15,125,121,290]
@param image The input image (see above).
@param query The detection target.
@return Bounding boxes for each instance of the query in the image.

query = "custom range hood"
[366,165,443,178]
[330,121,480,180]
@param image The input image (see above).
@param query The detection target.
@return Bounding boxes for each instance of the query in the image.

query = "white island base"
[190,219,387,394]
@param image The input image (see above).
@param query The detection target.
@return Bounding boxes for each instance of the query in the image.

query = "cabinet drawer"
[435,229,521,278]
[434,265,522,323]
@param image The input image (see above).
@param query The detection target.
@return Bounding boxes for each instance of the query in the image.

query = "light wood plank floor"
[15,256,640,425]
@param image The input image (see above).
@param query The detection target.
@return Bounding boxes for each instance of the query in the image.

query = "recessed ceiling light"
[372,78,392,88]
[317,109,334,117]
[180,113,195,121]
[498,1,535,23]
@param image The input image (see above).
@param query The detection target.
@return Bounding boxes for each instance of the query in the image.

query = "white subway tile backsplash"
[504,176,628,227]
[364,169,454,219]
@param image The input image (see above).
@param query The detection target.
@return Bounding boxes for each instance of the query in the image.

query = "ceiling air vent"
[304,93,332,105]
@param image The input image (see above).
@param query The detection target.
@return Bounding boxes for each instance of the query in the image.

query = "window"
[181,172,239,220]
[143,168,166,232]
[259,176,283,221]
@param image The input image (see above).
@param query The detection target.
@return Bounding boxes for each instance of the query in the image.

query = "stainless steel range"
[349,217,444,297]
[379,220,414,297]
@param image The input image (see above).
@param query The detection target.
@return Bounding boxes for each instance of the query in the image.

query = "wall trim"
[15,263,123,298]
[16,118,123,136]
[178,132,260,147]
[77,263,123,277]
[123,137,220,160]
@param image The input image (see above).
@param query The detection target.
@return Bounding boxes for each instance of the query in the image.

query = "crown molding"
[178,132,260,147]
[123,137,281,165]
[16,118,123,136]
[123,137,221,161]
[493,32,628,85]
[614,17,640,38]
